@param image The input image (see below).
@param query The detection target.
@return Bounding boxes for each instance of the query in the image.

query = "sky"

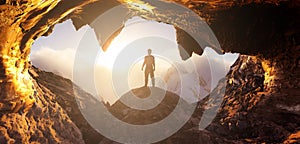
[30,17,239,104]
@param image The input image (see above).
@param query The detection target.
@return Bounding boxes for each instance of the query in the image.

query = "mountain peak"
[107,87,183,125]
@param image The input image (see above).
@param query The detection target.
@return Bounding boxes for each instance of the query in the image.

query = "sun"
[96,16,177,70]
[96,32,130,69]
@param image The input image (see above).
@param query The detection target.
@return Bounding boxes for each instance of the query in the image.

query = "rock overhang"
[68,0,299,58]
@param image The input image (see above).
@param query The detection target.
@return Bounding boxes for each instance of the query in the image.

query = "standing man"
[141,49,155,87]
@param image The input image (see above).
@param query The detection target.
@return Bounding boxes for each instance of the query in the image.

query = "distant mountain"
[164,49,238,103]
[164,64,207,103]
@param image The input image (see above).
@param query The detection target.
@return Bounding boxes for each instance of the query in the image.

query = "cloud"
[164,48,239,103]
[30,47,75,79]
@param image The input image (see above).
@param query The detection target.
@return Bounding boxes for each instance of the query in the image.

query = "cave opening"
[30,16,238,105]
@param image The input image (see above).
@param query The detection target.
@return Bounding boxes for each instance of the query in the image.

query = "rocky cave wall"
[175,1,299,90]
[0,0,299,143]
[0,0,96,143]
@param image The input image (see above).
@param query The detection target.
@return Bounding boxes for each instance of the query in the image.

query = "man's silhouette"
[141,49,155,87]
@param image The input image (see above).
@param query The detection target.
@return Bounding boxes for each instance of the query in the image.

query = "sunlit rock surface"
[0,67,84,143]
[33,67,104,144]
[0,1,93,142]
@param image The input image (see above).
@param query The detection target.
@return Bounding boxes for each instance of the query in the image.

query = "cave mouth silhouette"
[30,16,238,106]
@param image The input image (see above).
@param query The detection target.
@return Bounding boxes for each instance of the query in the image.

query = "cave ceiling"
[1,0,296,60]
[68,0,299,58]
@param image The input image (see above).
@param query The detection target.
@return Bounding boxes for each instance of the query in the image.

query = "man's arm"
[141,57,146,71]
[153,57,155,71]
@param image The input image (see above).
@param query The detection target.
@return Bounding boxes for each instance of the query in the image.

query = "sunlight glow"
[97,36,128,69]
[94,17,179,104]
[118,0,156,13]
[96,16,177,70]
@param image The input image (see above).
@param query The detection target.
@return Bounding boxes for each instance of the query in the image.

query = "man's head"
[148,49,152,55]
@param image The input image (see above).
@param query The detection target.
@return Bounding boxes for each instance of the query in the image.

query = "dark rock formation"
[206,55,300,143]
[172,0,299,56]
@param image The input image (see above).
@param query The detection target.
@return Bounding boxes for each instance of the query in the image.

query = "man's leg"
[150,71,155,87]
[144,71,149,87]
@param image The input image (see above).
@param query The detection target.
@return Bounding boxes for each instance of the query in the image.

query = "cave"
[0,0,299,143]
